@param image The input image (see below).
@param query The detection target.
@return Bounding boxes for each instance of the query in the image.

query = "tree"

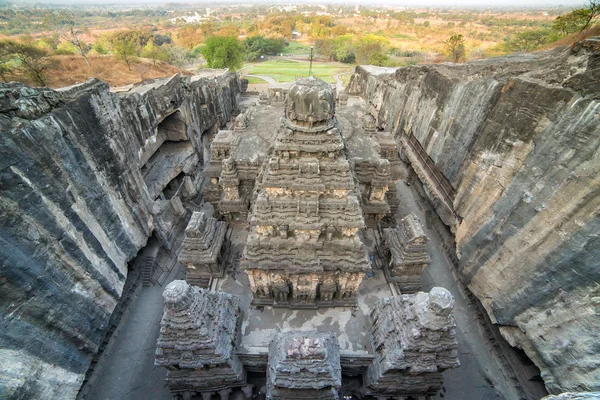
[244,36,285,61]
[164,44,188,70]
[141,42,167,66]
[0,39,15,82]
[109,30,154,56]
[580,0,600,31]
[44,10,90,66]
[505,29,551,52]
[444,34,466,63]
[356,35,389,66]
[553,1,600,36]
[112,39,137,71]
[216,24,240,38]
[0,39,57,86]
[201,36,244,71]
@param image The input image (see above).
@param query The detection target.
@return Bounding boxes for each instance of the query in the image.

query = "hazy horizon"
[3,0,586,8]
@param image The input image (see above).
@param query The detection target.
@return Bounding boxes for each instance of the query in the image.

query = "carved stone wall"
[0,73,241,398]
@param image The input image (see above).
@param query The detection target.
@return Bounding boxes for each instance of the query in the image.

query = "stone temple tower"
[242,77,371,307]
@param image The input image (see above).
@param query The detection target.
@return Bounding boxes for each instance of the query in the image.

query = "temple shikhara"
[154,77,459,399]
[242,78,370,307]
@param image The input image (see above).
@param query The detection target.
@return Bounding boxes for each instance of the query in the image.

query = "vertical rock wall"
[348,39,600,393]
[0,73,241,399]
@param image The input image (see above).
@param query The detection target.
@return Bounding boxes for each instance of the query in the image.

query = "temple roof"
[268,332,342,390]
[179,211,227,265]
[155,280,240,369]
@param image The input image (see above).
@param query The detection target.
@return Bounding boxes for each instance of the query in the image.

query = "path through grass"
[241,59,351,84]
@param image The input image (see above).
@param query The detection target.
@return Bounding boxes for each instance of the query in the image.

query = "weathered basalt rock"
[0,73,241,399]
[348,38,600,393]
[542,393,600,400]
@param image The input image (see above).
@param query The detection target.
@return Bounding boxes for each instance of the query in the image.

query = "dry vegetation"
[11,55,188,89]
[1,3,597,88]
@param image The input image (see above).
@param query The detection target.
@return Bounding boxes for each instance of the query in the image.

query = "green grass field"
[245,76,268,84]
[282,41,312,55]
[241,59,351,84]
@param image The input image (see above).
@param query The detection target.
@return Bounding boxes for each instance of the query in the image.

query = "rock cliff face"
[348,38,600,393]
[0,73,241,399]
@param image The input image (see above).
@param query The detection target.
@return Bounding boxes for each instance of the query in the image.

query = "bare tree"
[45,10,90,66]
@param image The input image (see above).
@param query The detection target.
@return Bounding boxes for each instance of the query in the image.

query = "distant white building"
[292,30,302,39]
[170,12,208,24]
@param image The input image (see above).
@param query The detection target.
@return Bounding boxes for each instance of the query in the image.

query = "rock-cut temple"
[155,77,461,400]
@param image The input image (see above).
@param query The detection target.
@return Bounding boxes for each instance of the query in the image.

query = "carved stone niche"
[258,92,270,105]
[365,287,460,398]
[271,274,291,303]
[267,332,342,400]
[319,277,337,302]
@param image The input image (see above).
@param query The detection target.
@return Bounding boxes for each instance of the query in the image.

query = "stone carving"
[258,92,270,105]
[267,332,341,400]
[363,113,377,135]
[234,112,247,131]
[155,280,246,397]
[178,211,227,287]
[268,87,289,104]
[338,91,348,106]
[366,287,460,397]
[384,213,431,293]
[242,77,371,307]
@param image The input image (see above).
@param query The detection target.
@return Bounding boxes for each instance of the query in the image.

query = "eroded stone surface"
[348,39,600,393]
[0,72,241,398]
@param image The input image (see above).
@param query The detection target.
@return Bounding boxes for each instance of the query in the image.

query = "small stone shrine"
[267,332,342,400]
[384,213,431,293]
[242,77,371,308]
[178,210,227,288]
[155,280,246,398]
[366,287,460,397]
